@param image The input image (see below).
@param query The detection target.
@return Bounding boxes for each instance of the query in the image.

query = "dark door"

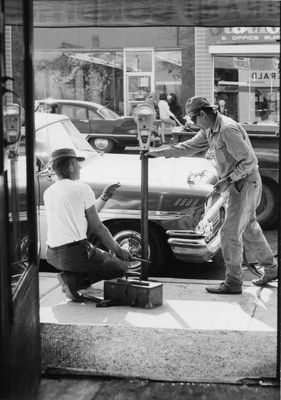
[0,1,41,399]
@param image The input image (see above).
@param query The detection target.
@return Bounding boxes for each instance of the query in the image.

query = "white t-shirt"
[44,179,96,247]
[158,99,172,120]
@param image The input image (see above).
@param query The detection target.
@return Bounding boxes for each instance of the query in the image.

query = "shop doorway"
[123,48,155,115]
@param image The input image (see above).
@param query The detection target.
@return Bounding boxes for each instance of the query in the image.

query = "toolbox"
[104,275,163,309]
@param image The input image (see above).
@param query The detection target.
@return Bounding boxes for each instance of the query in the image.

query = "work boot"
[206,282,242,295]
[252,266,278,286]
[58,272,91,292]
[57,272,85,302]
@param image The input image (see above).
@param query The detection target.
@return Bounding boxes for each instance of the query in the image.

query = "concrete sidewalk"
[39,273,277,383]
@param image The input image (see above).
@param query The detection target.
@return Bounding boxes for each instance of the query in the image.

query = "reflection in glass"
[34,50,124,114]
[214,56,279,126]
[155,50,182,103]
[126,51,152,72]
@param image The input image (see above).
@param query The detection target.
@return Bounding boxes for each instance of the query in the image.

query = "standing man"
[147,96,277,294]
[158,93,176,144]
[145,91,160,119]
[44,148,132,302]
[143,91,161,146]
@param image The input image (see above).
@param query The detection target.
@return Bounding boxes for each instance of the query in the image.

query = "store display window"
[214,56,279,127]
[155,50,182,101]
[34,49,124,114]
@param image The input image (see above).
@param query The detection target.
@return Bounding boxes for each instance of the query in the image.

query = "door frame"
[123,47,155,115]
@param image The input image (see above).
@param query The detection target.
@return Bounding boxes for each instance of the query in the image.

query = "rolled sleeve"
[161,130,210,158]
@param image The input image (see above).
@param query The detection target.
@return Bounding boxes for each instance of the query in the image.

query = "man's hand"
[101,182,121,201]
[116,247,133,262]
[213,177,232,194]
[145,149,162,158]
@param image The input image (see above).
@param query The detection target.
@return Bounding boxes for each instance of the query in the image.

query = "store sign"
[4,0,280,27]
[207,27,280,44]
[250,70,280,87]
[239,69,280,88]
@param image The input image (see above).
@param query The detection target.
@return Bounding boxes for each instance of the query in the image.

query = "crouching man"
[44,148,132,302]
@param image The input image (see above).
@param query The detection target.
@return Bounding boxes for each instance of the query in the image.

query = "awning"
[5,0,280,27]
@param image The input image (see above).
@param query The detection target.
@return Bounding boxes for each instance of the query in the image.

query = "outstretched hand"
[145,149,161,158]
[101,182,121,200]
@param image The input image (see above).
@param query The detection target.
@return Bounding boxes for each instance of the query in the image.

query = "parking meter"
[133,103,156,280]
[133,104,156,151]
[3,103,25,158]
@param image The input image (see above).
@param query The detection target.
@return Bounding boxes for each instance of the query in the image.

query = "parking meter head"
[133,104,156,150]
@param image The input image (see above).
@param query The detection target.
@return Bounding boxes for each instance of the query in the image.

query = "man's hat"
[185,96,218,116]
[51,148,85,164]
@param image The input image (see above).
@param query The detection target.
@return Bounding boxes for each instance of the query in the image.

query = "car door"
[88,108,107,134]
[60,104,91,135]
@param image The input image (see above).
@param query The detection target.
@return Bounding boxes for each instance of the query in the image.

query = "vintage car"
[35,98,139,153]
[22,112,225,276]
[34,100,279,230]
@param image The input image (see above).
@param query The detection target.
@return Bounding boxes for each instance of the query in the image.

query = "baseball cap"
[185,96,218,116]
[51,148,85,164]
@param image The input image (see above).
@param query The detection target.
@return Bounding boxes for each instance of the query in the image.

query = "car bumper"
[167,229,221,263]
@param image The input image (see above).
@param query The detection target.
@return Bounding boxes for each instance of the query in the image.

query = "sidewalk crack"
[250,287,263,319]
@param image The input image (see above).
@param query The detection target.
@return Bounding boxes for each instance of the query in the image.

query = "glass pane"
[34,50,124,115]
[155,50,182,83]
[128,75,151,102]
[127,75,151,115]
[89,109,102,119]
[214,56,279,126]
[98,107,119,120]
[126,51,152,72]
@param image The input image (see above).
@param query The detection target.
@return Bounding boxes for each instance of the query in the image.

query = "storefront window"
[214,56,279,127]
[155,50,182,101]
[126,51,152,72]
[34,47,183,117]
[34,49,124,114]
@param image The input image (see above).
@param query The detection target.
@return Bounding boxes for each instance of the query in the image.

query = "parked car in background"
[35,98,139,153]
[19,113,226,275]
[172,124,279,229]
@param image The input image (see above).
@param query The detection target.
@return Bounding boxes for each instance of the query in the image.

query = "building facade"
[31,27,195,116]
[196,27,280,126]
[10,25,279,126]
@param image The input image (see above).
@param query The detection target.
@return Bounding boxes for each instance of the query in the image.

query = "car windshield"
[98,106,119,120]
[36,119,97,160]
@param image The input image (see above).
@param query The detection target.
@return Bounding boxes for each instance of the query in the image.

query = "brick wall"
[195,28,214,103]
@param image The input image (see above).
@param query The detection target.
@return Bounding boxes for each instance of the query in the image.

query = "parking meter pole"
[140,150,149,281]
[133,103,156,281]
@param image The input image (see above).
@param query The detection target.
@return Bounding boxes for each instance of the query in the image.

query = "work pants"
[47,240,127,285]
[220,169,276,289]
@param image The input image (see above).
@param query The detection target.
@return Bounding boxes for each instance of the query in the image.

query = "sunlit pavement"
[39,272,277,383]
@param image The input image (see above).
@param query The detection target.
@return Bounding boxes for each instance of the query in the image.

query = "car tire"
[256,179,277,229]
[89,137,115,153]
[106,220,169,276]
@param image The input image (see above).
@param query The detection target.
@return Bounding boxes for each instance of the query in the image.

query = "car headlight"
[128,129,138,134]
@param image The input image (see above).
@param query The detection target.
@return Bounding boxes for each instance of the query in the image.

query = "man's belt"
[48,239,88,251]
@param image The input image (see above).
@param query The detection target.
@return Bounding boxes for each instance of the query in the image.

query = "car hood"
[80,153,216,196]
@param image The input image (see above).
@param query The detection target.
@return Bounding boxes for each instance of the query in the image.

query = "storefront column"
[180,27,195,106]
[195,27,213,102]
